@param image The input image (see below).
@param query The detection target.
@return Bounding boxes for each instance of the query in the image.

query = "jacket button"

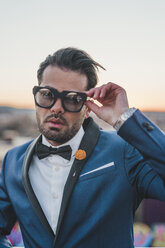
[142,122,154,131]
[147,125,154,131]
[142,122,150,127]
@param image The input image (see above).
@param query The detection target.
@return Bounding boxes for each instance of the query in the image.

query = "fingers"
[85,82,122,100]
[85,82,129,125]
[85,100,101,116]
[85,87,100,99]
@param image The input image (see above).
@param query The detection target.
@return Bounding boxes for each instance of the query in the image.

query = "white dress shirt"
[29,126,84,233]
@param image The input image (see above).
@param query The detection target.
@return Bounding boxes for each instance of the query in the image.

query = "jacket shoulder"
[6,139,34,160]
[99,129,126,146]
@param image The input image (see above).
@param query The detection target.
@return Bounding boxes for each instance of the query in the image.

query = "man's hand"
[85,82,129,126]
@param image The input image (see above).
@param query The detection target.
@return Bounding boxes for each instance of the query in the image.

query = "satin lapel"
[54,118,100,245]
[22,135,54,236]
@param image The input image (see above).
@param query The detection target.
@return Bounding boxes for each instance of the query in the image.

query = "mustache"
[45,113,68,125]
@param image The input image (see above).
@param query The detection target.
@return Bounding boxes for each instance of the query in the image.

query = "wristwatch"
[113,108,136,131]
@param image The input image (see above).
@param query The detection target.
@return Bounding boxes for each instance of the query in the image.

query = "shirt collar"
[42,126,85,158]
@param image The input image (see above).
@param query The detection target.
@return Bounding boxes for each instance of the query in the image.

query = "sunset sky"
[0,0,165,111]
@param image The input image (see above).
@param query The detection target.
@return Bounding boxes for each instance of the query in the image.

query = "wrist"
[113,108,136,131]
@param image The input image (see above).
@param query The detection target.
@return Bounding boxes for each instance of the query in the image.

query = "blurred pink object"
[7,222,24,247]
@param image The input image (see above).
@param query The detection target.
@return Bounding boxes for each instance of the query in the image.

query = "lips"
[46,117,64,129]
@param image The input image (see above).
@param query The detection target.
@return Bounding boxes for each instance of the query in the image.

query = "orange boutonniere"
[75,149,86,160]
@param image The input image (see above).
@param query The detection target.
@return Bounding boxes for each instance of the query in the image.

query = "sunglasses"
[33,86,87,112]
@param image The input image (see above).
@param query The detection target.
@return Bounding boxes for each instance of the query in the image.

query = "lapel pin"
[73,171,76,177]
[75,149,86,160]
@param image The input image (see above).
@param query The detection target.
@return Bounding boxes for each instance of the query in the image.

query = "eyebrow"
[40,86,86,95]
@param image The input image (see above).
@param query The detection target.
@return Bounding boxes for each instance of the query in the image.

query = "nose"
[50,98,64,115]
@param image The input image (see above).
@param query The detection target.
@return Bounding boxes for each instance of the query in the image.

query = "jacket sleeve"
[118,109,165,180]
[124,142,165,201]
[124,143,165,201]
[0,153,17,247]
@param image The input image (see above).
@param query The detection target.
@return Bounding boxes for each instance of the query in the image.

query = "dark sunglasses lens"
[64,92,84,112]
[35,88,54,107]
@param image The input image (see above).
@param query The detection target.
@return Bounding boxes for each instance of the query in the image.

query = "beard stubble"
[36,112,85,145]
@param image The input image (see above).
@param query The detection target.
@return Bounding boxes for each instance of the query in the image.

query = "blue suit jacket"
[0,110,165,248]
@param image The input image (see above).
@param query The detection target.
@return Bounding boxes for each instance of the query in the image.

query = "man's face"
[35,66,90,146]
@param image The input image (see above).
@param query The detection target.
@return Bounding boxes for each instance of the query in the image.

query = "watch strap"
[113,108,136,131]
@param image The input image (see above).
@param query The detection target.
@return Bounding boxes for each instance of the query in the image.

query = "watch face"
[113,119,123,131]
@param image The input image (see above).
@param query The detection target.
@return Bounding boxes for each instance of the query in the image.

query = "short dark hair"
[37,47,105,90]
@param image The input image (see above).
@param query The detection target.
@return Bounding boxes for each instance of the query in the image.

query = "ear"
[85,106,91,119]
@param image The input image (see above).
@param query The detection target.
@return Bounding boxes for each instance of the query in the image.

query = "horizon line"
[0,103,165,113]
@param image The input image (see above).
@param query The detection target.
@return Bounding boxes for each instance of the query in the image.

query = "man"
[0,47,165,248]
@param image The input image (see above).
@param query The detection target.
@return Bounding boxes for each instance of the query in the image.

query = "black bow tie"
[35,142,72,160]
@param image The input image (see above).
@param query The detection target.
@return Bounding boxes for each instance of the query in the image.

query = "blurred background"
[0,0,165,246]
